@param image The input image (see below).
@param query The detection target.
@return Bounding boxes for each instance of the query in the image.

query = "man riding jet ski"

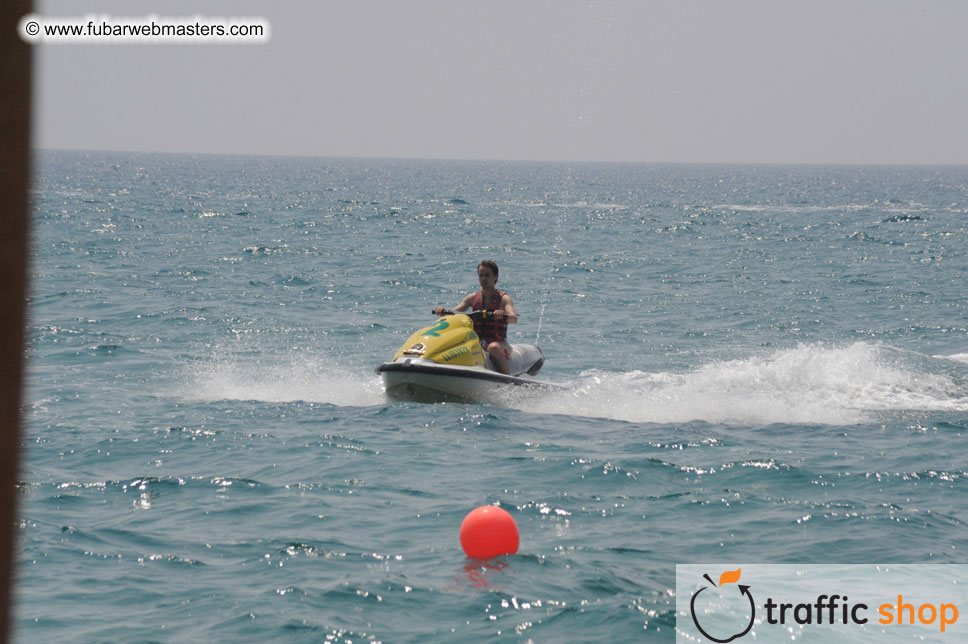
[377,260,560,402]
[433,259,515,374]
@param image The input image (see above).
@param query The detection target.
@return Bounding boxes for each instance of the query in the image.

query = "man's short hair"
[479,260,499,278]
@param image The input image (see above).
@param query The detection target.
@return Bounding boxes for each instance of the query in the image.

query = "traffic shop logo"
[689,568,755,643]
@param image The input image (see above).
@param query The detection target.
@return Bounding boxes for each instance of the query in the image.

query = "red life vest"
[471,289,508,343]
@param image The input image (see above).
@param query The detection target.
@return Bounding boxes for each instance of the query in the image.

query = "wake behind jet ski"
[377,310,562,403]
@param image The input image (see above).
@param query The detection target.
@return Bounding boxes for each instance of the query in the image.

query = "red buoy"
[459,505,519,558]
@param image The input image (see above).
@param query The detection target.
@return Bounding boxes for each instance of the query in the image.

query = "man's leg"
[487,343,511,374]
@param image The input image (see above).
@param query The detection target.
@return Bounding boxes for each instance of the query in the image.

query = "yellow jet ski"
[377,310,561,403]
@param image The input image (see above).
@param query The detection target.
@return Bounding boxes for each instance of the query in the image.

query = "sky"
[32,0,968,164]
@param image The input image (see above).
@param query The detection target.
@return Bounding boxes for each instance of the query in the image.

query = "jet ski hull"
[378,358,561,403]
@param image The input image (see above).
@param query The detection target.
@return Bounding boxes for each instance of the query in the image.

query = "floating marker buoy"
[459,505,519,558]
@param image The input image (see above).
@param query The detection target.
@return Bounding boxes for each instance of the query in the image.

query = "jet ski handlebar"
[432,309,492,321]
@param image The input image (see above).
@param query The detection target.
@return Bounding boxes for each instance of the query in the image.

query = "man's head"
[478,260,499,289]
[478,260,499,279]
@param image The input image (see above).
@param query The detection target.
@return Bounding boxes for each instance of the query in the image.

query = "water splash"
[177,354,385,407]
[517,342,968,425]
[174,341,968,424]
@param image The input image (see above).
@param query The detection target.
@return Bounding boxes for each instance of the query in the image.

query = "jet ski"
[377,310,562,403]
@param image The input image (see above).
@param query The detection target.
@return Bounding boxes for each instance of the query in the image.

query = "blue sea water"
[14,151,968,642]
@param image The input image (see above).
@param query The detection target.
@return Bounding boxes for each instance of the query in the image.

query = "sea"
[14,150,968,642]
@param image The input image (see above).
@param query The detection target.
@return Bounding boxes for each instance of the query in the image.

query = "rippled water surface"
[15,152,968,642]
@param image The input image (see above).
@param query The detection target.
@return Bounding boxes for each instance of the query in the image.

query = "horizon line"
[32,146,968,169]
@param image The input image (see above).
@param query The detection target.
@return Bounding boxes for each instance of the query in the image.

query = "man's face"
[478,265,496,289]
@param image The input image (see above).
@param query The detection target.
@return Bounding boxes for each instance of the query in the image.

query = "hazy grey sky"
[34,0,968,164]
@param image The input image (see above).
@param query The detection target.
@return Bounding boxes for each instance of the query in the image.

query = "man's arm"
[434,293,474,316]
[453,293,475,312]
[499,294,518,323]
